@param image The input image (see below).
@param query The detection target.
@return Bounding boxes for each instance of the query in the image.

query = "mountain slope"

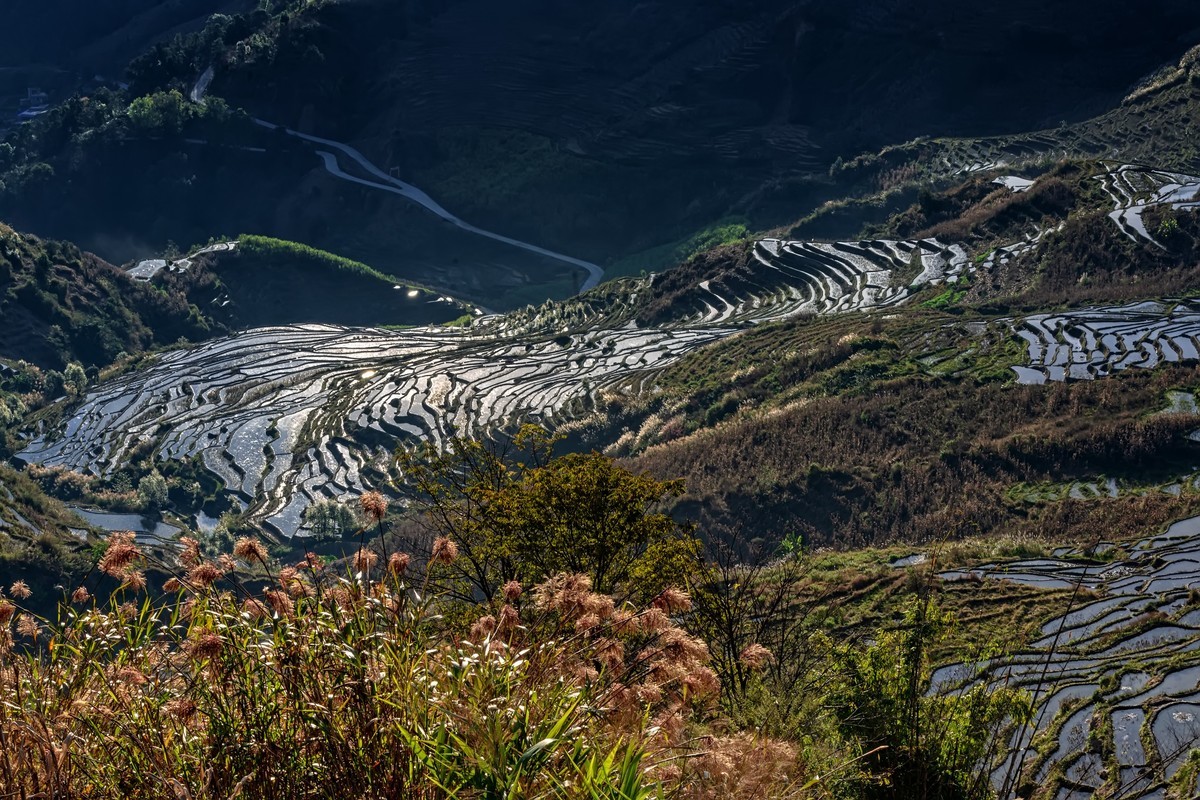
[4,0,1199,309]
[0,222,215,370]
[20,151,1200,544]
[0,0,252,73]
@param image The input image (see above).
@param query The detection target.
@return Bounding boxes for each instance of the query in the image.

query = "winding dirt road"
[249,118,604,292]
[194,63,602,292]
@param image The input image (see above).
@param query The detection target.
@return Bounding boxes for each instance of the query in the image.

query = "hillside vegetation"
[5,5,1200,799]
[0,222,215,370]
[184,235,470,328]
[0,0,251,72]
[0,477,1038,800]
[614,313,1200,548]
[4,0,1200,303]
[0,464,93,604]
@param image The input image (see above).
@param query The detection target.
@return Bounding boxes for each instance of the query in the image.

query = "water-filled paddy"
[940,514,1200,797]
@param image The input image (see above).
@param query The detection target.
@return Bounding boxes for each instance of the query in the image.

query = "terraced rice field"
[17,207,1149,538]
[127,241,237,282]
[889,99,1200,183]
[678,236,971,324]
[487,235,975,334]
[19,323,732,536]
[937,515,1200,799]
[21,178,1199,538]
[1097,164,1200,247]
[0,484,37,536]
[19,230,980,536]
[67,507,181,546]
[1012,300,1200,384]
[900,129,1078,180]
[994,175,1035,192]
[998,164,1200,384]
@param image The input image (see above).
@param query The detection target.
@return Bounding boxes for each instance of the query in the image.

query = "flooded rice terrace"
[17,229,982,537]
[19,323,735,536]
[938,515,1200,798]
[1012,300,1200,385]
[24,163,1196,533]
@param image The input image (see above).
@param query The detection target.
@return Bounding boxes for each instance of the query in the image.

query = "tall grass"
[0,524,802,799]
[0,488,1050,799]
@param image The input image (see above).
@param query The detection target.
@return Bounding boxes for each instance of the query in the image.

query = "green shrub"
[827,598,1031,800]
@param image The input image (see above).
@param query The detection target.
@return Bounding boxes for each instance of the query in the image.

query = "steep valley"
[6,3,1200,798]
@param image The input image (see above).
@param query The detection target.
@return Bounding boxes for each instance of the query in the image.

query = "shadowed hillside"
[3,0,1199,307]
[0,0,252,73]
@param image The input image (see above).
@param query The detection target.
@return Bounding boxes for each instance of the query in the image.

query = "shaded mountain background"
[198,0,1200,264]
[2,0,1200,308]
[0,0,251,74]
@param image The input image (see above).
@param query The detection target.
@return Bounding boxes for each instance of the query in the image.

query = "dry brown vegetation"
[0,491,1043,800]
[916,175,1077,244]
[634,242,756,326]
[623,355,1200,549]
[869,166,1081,246]
[0,525,816,800]
[973,207,1200,310]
